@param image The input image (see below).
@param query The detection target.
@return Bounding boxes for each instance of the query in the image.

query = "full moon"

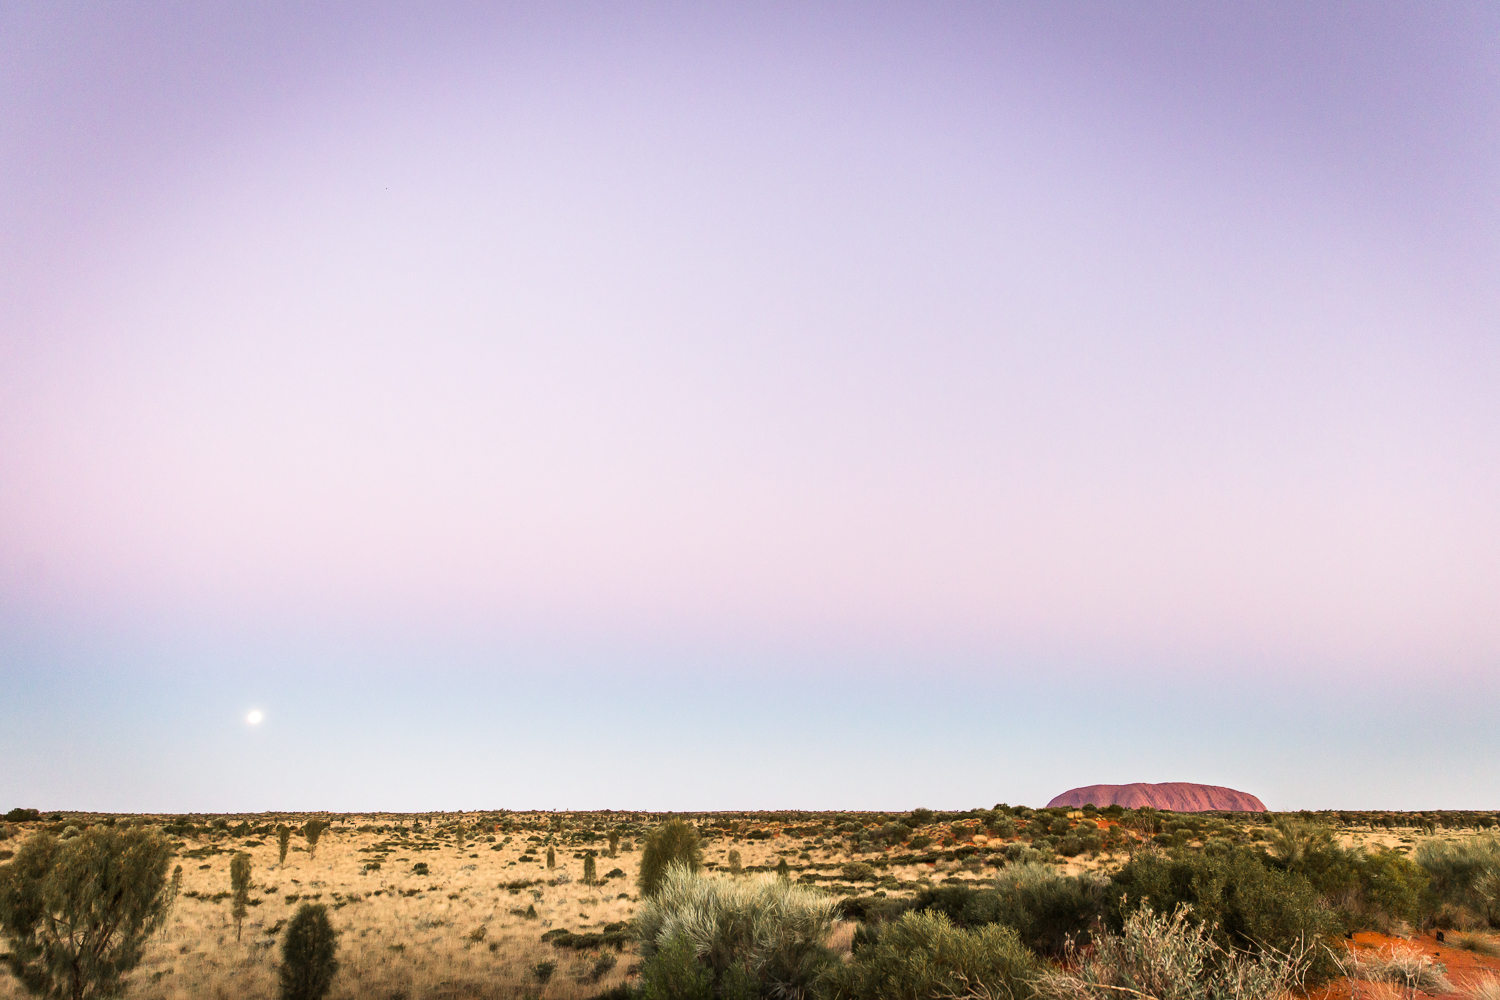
[247,710,263,725]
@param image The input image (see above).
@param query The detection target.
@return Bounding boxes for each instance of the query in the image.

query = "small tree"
[277,825,292,866]
[546,846,555,869]
[638,819,704,897]
[230,852,252,941]
[583,854,598,886]
[302,820,329,861]
[279,903,340,1000]
[0,826,173,1000]
[728,850,742,875]
[608,830,621,858]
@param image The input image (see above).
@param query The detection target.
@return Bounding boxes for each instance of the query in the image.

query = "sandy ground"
[1,813,1491,1000]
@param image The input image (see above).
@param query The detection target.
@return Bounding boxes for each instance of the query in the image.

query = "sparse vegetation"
[1,807,1493,1000]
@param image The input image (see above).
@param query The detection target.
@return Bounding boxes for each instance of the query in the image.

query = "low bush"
[1036,903,1313,1000]
[1415,835,1500,928]
[1108,847,1338,980]
[910,863,1106,959]
[820,910,1040,1000]
[635,863,840,1000]
[1337,942,1453,995]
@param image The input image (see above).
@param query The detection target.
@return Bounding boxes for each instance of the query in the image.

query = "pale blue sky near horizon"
[1,2,1497,813]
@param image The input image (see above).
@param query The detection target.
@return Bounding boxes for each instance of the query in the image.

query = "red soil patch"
[1308,932,1500,1000]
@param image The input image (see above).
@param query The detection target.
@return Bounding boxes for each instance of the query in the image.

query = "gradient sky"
[2,3,1497,813]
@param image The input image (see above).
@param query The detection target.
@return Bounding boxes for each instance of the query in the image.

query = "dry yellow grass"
[0,812,894,1000]
[0,809,1133,1000]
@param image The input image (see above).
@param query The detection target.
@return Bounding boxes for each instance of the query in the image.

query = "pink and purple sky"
[2,3,1497,812]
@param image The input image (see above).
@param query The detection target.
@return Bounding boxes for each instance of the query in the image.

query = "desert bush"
[1415,835,1500,927]
[302,819,329,860]
[909,863,1106,959]
[532,959,558,984]
[638,819,704,897]
[0,826,173,1000]
[1453,933,1500,957]
[1336,942,1453,995]
[4,809,40,823]
[820,909,1040,1000]
[635,863,840,999]
[231,851,253,941]
[640,932,712,1000]
[585,854,598,885]
[547,846,556,869]
[728,849,743,875]
[1349,848,1428,931]
[278,902,340,1000]
[277,824,292,866]
[1109,847,1338,980]
[1035,903,1313,1000]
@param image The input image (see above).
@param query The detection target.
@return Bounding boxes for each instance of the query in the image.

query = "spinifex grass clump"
[230,851,253,941]
[279,903,340,1000]
[1338,943,1454,995]
[635,863,841,1000]
[0,825,174,1000]
[1035,904,1312,1000]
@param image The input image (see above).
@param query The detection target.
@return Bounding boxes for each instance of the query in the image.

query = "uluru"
[1047,782,1267,812]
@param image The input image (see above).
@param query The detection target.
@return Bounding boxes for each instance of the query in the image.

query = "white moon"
[247,710,263,725]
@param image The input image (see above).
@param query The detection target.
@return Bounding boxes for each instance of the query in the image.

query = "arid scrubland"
[3,807,1500,1000]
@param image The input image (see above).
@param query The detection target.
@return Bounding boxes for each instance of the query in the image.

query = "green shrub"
[640,932,711,1000]
[584,854,598,886]
[637,820,703,898]
[302,820,329,860]
[231,852,253,941]
[532,959,558,984]
[547,846,556,869]
[635,864,839,999]
[728,849,742,875]
[1036,903,1312,1000]
[910,863,1106,959]
[277,825,292,866]
[820,910,1039,1000]
[1415,835,1500,927]
[0,826,174,1000]
[278,903,340,1000]
[1108,848,1338,981]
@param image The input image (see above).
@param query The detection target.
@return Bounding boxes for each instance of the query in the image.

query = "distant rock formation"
[1046,782,1267,812]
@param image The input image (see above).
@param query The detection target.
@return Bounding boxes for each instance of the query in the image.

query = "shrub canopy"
[0,826,173,1000]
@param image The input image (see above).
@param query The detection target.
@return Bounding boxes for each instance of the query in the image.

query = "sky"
[1,2,1497,814]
